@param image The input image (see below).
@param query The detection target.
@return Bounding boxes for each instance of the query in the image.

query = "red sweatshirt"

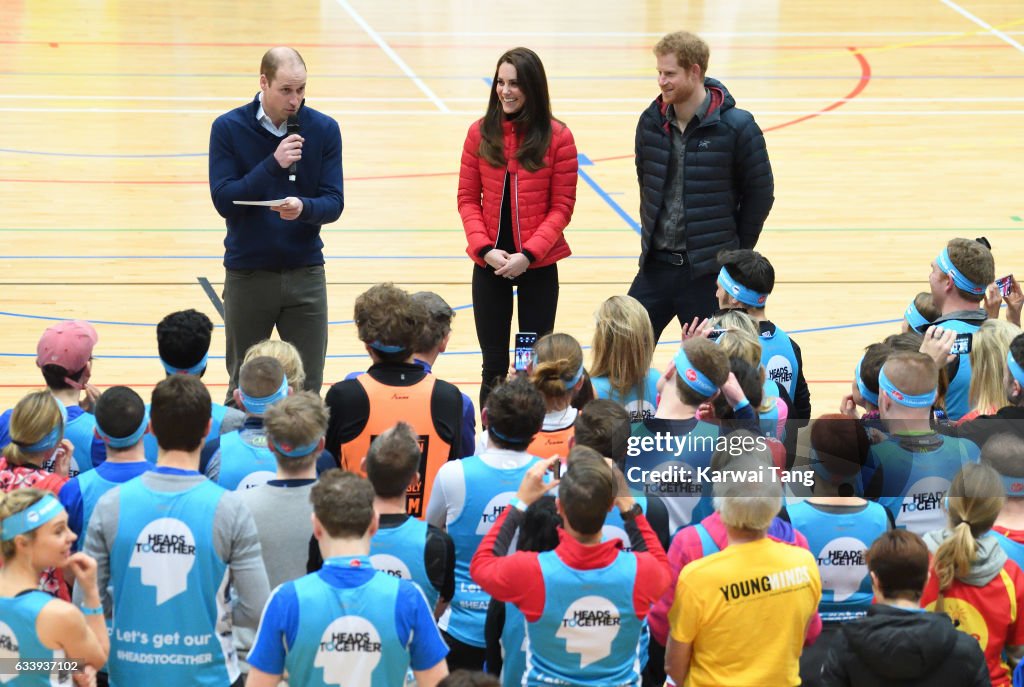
[470,508,672,622]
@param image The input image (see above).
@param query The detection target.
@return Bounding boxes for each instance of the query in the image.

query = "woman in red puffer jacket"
[458,47,579,408]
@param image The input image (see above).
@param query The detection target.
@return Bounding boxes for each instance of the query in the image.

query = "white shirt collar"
[256,92,287,137]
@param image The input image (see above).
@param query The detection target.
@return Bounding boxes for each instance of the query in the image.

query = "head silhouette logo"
[315,616,382,686]
[555,596,621,668]
[369,553,411,580]
[815,537,868,602]
[765,355,794,389]
[129,518,196,605]
[0,621,20,684]
[476,491,517,535]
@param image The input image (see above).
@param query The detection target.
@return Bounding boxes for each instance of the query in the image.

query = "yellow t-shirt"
[668,537,821,687]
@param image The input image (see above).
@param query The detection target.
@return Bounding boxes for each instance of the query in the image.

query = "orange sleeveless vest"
[340,375,451,518]
[527,425,575,459]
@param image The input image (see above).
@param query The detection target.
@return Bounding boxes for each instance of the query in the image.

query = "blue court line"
[0,304,474,329]
[0,313,906,360]
[577,153,641,235]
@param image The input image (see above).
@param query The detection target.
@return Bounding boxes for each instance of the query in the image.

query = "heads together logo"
[237,471,275,491]
[368,554,411,581]
[896,476,950,530]
[816,537,869,603]
[0,621,20,684]
[764,355,794,388]
[129,518,197,605]
[316,616,383,686]
[555,596,622,668]
[477,492,517,535]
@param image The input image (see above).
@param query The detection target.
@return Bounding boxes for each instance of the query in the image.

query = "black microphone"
[286,114,301,182]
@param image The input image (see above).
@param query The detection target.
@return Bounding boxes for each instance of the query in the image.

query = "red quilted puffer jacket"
[458,118,578,268]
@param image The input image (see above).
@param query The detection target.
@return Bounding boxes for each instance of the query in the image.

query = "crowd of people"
[3,27,1024,687]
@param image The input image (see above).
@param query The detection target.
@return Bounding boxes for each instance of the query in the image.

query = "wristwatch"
[620,502,643,521]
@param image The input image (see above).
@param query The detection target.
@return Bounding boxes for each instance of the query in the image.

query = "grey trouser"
[223,265,328,400]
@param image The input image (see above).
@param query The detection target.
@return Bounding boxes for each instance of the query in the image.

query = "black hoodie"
[820,604,990,686]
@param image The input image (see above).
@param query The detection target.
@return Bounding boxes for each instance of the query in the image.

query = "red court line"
[589,46,873,163]
[0,48,871,186]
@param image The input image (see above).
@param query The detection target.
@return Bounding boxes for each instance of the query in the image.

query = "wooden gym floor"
[1,0,1022,415]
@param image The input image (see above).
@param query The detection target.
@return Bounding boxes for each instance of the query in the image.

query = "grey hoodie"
[923,529,1007,586]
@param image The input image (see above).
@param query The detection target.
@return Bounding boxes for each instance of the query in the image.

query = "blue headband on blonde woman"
[161,353,209,376]
[716,267,768,308]
[854,357,879,406]
[564,364,585,390]
[936,247,984,296]
[13,398,67,454]
[904,301,931,330]
[877,367,937,408]
[1,494,63,541]
[239,374,289,415]
[673,348,718,397]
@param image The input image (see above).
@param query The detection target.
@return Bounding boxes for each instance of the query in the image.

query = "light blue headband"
[904,301,931,330]
[96,409,149,449]
[936,247,985,296]
[160,353,208,376]
[1007,350,1024,387]
[1,494,63,541]
[564,364,585,390]
[717,267,768,308]
[854,357,879,406]
[270,437,321,458]
[673,347,718,397]
[489,426,533,445]
[14,398,67,454]
[878,366,937,408]
[369,340,406,354]
[239,374,289,415]
[1002,474,1024,497]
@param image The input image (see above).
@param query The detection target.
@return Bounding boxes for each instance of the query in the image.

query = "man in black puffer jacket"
[629,31,774,342]
[819,529,989,687]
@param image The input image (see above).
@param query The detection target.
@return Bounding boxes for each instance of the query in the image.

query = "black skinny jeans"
[472,262,559,408]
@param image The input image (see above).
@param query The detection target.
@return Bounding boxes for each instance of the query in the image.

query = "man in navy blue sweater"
[209,46,344,400]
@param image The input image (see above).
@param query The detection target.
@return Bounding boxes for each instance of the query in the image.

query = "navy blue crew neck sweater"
[209,95,344,270]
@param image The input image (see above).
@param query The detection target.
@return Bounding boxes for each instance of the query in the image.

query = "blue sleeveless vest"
[525,550,642,686]
[143,403,229,462]
[0,591,69,687]
[64,410,97,477]
[501,602,527,687]
[788,500,889,622]
[215,431,275,491]
[759,379,784,440]
[869,434,980,535]
[993,531,1024,572]
[444,455,536,647]
[108,477,234,687]
[370,517,438,610]
[626,421,718,535]
[760,326,799,398]
[286,561,408,687]
[937,319,981,420]
[76,469,117,552]
[590,369,661,423]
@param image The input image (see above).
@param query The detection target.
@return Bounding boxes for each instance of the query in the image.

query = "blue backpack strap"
[694,524,720,557]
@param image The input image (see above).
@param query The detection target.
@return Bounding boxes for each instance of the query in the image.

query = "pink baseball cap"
[36,320,98,382]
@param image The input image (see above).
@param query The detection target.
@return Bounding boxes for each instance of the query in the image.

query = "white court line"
[331,0,450,112]
[1,107,1023,116]
[2,94,432,103]
[939,0,1024,54]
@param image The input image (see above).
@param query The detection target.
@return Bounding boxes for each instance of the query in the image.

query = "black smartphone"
[548,459,564,479]
[950,333,973,355]
[514,332,537,372]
